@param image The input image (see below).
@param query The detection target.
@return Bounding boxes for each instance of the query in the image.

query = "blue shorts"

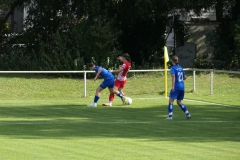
[169,89,185,100]
[100,78,114,89]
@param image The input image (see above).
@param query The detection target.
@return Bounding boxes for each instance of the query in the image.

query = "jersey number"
[178,72,184,82]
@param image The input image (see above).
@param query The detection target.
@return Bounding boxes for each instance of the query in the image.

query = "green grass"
[0,73,239,160]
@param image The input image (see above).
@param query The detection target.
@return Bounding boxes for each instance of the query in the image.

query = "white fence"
[188,68,240,95]
[0,69,239,97]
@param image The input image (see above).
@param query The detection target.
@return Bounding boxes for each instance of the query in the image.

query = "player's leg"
[114,79,126,97]
[109,87,124,99]
[118,80,127,104]
[102,80,117,106]
[108,80,125,100]
[110,88,126,104]
[88,86,104,107]
[109,93,115,101]
[166,97,174,120]
[102,87,115,106]
[177,91,191,119]
[118,80,126,96]
[117,88,124,104]
[103,79,125,106]
[105,80,126,104]
[118,87,126,100]
[165,90,178,120]
[109,80,119,104]
[88,79,110,107]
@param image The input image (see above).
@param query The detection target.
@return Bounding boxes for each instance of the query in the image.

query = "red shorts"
[114,79,126,88]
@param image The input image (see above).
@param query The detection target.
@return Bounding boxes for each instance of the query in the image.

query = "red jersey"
[117,61,131,81]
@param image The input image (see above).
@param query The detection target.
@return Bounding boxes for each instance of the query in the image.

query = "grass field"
[0,72,239,160]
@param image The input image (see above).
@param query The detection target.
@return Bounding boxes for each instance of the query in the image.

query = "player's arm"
[171,74,175,91]
[94,67,102,81]
[183,71,187,80]
[183,75,187,80]
[110,67,124,73]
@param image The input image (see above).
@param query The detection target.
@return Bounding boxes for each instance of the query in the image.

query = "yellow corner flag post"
[164,46,169,98]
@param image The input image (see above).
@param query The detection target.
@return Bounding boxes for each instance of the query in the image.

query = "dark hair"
[172,55,179,64]
[122,53,131,62]
[88,62,95,68]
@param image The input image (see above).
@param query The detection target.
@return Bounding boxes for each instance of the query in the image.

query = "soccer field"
[0,97,239,160]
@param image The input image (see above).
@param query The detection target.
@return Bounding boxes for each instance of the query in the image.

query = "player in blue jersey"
[87,62,126,107]
[165,55,191,120]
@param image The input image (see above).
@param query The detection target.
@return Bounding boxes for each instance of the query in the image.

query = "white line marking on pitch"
[137,97,240,109]
[184,99,240,108]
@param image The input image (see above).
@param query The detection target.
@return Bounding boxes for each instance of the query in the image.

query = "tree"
[204,0,240,70]
[1,0,238,70]
[233,15,240,69]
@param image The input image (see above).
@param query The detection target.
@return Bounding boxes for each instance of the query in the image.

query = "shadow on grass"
[0,103,239,142]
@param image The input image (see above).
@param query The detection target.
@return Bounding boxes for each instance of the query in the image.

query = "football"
[125,97,132,105]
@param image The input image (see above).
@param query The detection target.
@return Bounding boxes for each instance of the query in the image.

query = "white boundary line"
[184,99,240,108]
[137,97,240,109]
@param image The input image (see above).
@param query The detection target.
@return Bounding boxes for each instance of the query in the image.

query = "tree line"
[0,0,239,72]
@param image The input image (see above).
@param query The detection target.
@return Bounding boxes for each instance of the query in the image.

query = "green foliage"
[234,16,240,68]
[204,24,231,69]
[192,54,213,69]
[35,32,83,71]
[0,31,85,74]
[0,0,239,71]
[201,1,240,70]
[115,0,167,66]
[72,16,122,66]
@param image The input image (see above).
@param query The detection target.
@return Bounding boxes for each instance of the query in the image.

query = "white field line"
[137,97,240,109]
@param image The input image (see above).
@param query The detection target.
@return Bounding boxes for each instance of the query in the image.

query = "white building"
[165,7,221,67]
[166,7,218,50]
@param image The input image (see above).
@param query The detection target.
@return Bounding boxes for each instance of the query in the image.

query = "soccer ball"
[125,97,132,105]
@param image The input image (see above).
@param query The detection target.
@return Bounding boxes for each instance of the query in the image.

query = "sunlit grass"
[0,72,239,160]
[0,72,239,105]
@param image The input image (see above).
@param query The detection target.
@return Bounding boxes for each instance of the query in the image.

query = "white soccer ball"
[125,97,132,105]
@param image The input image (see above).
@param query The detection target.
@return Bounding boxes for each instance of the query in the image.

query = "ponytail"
[122,53,131,62]
[171,55,179,64]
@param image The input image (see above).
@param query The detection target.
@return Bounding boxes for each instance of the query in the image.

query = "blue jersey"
[94,66,114,80]
[170,65,186,90]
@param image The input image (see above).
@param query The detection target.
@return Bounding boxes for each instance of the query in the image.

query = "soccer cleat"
[87,103,97,107]
[186,114,191,119]
[102,103,112,106]
[122,97,127,105]
[165,117,173,120]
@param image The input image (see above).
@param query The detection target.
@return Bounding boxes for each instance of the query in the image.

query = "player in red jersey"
[102,53,131,106]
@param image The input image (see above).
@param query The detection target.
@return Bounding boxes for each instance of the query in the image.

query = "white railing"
[0,69,239,97]
[187,68,240,95]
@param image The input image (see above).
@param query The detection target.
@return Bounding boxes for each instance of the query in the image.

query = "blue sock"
[178,103,189,115]
[168,103,173,118]
[117,92,124,99]
[94,96,100,103]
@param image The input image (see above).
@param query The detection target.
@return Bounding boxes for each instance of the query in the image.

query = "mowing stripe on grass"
[0,120,239,125]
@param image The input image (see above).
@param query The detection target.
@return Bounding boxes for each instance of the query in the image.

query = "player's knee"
[96,87,103,93]
[110,91,114,94]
